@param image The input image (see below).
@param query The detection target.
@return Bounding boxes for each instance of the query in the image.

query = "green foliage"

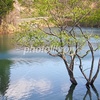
[15,21,88,53]
[14,0,100,85]
[15,22,48,47]
[81,9,100,27]
[15,0,100,51]
[33,0,51,17]
[18,0,100,27]
[0,0,13,17]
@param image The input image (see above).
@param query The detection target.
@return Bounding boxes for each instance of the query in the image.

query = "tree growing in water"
[15,0,100,86]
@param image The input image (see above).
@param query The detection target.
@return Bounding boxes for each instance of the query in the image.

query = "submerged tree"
[15,0,100,85]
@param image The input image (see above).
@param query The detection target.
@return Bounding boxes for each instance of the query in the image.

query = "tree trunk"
[62,57,77,85]
[90,59,100,85]
[86,59,100,86]
[68,68,77,85]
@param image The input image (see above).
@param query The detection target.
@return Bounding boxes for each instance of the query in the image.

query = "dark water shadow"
[65,84,76,100]
[65,84,100,100]
[0,59,12,99]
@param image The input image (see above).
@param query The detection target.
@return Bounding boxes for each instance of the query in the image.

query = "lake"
[0,27,100,100]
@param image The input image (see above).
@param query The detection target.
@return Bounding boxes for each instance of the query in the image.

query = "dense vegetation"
[19,0,100,27]
[0,0,13,25]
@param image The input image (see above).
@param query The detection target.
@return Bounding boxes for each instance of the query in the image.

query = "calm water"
[0,28,100,100]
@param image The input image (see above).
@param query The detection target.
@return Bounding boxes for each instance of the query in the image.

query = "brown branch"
[91,59,100,85]
[77,25,88,39]
[37,19,59,38]
[81,50,91,58]
[69,42,78,70]
[77,25,94,82]
[88,41,94,82]
[69,10,91,36]
[80,47,98,58]
[62,56,77,85]
[47,51,59,57]
[77,54,89,82]
[69,54,76,71]
[49,9,63,27]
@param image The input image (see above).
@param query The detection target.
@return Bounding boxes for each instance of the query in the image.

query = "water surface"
[0,28,100,100]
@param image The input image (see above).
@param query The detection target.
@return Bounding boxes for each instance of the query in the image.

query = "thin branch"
[37,19,59,38]
[77,25,88,40]
[69,42,78,70]
[91,59,100,85]
[81,50,91,58]
[80,47,98,58]
[69,10,91,36]
[47,51,59,57]
[88,41,94,82]
[77,54,89,82]
[77,25,94,82]
[83,68,91,72]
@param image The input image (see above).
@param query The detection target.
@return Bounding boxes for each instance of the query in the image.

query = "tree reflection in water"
[65,84,100,100]
[0,59,12,99]
[65,84,76,100]
[84,85,100,100]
